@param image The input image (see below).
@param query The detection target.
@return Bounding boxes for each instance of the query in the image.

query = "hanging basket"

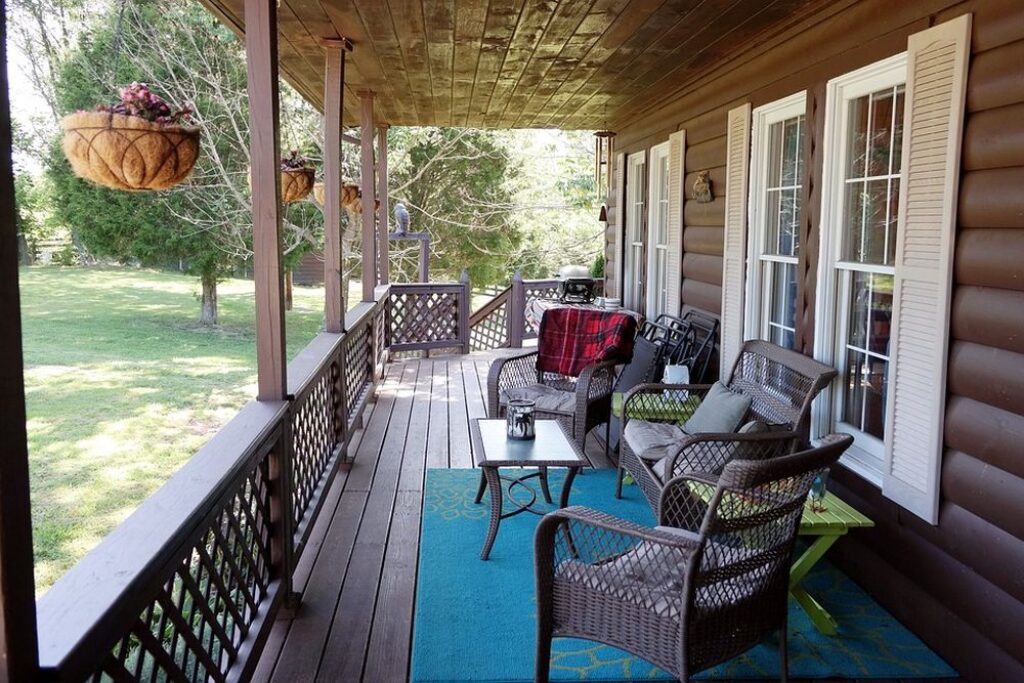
[313,182,377,213]
[61,111,200,192]
[281,168,315,203]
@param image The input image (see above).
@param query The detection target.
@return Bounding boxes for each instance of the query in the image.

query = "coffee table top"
[471,419,586,468]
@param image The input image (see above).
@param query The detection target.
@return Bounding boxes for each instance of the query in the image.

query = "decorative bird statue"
[394,201,410,235]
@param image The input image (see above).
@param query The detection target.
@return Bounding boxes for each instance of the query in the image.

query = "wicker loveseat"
[534,433,854,682]
[616,340,838,508]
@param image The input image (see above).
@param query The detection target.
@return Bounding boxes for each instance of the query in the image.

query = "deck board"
[254,356,932,683]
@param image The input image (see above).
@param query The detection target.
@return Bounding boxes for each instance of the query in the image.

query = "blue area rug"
[412,468,955,682]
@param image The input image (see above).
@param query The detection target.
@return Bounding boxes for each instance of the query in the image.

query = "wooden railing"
[35,289,389,682]
[387,273,471,354]
[469,274,561,351]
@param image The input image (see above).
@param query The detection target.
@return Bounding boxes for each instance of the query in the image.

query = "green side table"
[791,492,874,635]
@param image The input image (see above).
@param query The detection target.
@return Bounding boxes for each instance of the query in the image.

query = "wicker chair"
[534,433,854,683]
[487,351,617,450]
[617,340,838,508]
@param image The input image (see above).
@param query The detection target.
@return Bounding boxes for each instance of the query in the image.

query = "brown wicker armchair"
[617,340,838,508]
[534,433,854,683]
[487,350,616,449]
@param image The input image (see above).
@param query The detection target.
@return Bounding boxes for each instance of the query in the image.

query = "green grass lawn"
[19,266,327,594]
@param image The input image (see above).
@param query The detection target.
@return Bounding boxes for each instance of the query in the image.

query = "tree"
[46,0,324,324]
[389,127,524,286]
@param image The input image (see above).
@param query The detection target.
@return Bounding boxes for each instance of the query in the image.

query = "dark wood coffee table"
[470,419,587,560]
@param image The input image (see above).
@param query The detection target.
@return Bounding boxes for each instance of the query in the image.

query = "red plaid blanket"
[536,307,637,377]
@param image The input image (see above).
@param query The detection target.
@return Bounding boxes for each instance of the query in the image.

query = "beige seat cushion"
[622,420,686,461]
[556,527,759,617]
[499,383,575,414]
[651,419,769,483]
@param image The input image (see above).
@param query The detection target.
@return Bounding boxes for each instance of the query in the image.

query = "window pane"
[867,88,896,177]
[846,96,869,178]
[842,178,892,264]
[781,116,802,186]
[892,87,906,174]
[841,272,893,439]
[765,261,797,350]
[767,121,783,187]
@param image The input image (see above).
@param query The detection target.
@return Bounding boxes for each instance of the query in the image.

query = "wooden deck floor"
[252,355,614,683]
[251,356,959,683]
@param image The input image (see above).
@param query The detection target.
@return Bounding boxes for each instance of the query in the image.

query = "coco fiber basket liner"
[281,168,315,203]
[62,111,200,191]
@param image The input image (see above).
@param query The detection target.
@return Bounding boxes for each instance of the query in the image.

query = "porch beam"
[359,91,376,302]
[377,125,389,285]
[342,132,360,146]
[244,0,287,401]
[0,1,41,677]
[322,39,349,332]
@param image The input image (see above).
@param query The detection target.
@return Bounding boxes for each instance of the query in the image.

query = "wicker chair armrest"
[486,350,539,417]
[620,383,712,425]
[661,430,800,483]
[537,506,702,557]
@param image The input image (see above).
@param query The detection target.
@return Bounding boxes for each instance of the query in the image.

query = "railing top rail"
[389,282,464,294]
[469,286,511,326]
[36,399,289,675]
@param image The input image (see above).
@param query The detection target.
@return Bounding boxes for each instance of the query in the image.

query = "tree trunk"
[200,273,218,325]
[284,269,293,311]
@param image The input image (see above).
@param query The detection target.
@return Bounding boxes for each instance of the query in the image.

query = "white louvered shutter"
[882,14,971,524]
[666,130,686,317]
[613,152,626,299]
[720,104,752,377]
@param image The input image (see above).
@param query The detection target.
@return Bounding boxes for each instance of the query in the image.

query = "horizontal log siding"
[611,0,1024,678]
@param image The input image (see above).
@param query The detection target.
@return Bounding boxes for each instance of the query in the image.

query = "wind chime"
[594,130,615,222]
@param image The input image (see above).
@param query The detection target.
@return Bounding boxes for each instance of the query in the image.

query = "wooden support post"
[359,92,376,302]
[0,4,41,677]
[509,271,525,348]
[322,38,350,333]
[377,125,389,285]
[244,0,293,607]
[459,270,471,354]
[419,236,430,283]
[245,0,287,402]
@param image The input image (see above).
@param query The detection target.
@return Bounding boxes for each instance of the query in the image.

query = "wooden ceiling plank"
[352,0,416,124]
[422,0,455,126]
[320,2,399,123]
[544,0,712,128]
[512,0,621,128]
[387,0,435,124]
[610,0,826,129]
[497,0,594,128]
[483,0,558,126]
[528,0,665,128]
[452,1,489,126]
[468,0,525,128]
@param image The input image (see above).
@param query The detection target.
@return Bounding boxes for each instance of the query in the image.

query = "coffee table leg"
[789,533,842,635]
[559,466,580,508]
[480,466,503,561]
[538,466,553,504]
[474,469,487,504]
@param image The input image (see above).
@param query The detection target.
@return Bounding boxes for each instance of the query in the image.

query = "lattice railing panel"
[290,362,339,528]
[470,298,509,351]
[389,289,461,348]
[522,280,560,339]
[344,322,371,424]
[90,460,273,683]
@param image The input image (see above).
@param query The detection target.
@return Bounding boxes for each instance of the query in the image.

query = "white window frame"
[623,151,646,312]
[814,53,908,486]
[646,141,671,317]
[745,91,807,349]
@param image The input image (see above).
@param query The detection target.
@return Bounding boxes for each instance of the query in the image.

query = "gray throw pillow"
[683,381,751,434]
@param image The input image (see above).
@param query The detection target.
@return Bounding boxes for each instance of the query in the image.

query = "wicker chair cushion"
[650,419,768,482]
[622,420,686,461]
[557,528,759,618]
[499,383,575,414]
[683,381,751,434]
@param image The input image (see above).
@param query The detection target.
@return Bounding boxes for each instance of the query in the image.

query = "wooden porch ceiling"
[200,0,832,130]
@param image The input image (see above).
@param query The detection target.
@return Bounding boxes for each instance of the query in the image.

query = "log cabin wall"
[608,0,1024,680]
